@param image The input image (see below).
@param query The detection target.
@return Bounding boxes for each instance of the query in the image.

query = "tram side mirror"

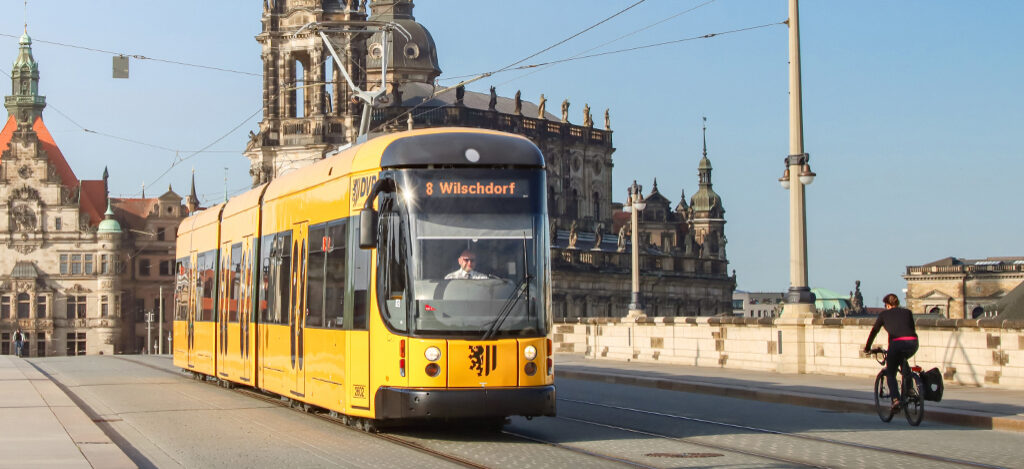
[359,209,378,249]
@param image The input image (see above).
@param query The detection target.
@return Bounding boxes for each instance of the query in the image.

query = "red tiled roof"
[80,180,106,227]
[0,115,15,156]
[32,116,79,190]
[112,198,158,230]
[611,210,631,234]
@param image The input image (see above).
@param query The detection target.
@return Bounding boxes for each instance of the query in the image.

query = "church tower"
[245,0,440,186]
[688,122,727,260]
[246,0,369,185]
[5,31,45,128]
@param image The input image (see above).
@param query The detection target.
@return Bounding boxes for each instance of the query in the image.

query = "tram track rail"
[115,356,651,468]
[113,356,1007,468]
[557,397,1007,469]
[114,356,488,468]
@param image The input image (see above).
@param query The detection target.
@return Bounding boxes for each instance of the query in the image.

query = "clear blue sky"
[3,1,1021,307]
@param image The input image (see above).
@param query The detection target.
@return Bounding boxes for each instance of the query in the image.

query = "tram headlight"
[524,362,537,376]
[424,346,442,362]
[425,363,441,377]
[524,345,537,361]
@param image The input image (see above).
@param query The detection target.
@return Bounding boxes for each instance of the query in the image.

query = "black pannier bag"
[922,367,944,402]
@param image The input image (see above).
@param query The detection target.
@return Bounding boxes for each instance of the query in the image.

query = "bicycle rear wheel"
[874,370,894,422]
[904,373,924,426]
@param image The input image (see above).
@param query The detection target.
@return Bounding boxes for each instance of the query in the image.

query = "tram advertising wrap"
[173,128,555,428]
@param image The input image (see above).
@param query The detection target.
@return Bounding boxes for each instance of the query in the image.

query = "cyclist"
[864,293,919,411]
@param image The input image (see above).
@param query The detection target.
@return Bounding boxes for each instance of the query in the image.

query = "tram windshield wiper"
[481,277,527,341]
[481,236,530,341]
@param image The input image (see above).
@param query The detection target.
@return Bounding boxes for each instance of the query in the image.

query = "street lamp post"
[779,0,817,317]
[627,181,647,318]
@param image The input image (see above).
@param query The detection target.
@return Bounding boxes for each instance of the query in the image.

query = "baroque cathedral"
[0,31,190,356]
[243,0,734,318]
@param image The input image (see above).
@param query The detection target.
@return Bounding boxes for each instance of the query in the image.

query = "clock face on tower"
[18,165,31,179]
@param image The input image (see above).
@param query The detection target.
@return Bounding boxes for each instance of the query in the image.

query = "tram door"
[240,237,254,383]
[291,222,308,397]
[347,216,371,410]
[187,252,198,369]
[217,242,231,377]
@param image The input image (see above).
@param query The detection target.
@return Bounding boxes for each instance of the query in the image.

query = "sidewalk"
[0,355,133,468]
[555,353,1024,433]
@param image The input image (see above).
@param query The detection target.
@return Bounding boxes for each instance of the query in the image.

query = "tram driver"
[445,250,489,280]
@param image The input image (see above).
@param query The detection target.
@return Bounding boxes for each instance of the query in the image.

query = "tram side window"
[174,258,190,321]
[325,220,347,329]
[228,243,241,322]
[348,216,369,331]
[295,239,306,327]
[198,251,217,321]
[259,234,274,323]
[306,220,348,329]
[306,225,326,328]
[267,232,291,325]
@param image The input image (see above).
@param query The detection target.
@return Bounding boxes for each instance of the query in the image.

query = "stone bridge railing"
[553,316,1024,389]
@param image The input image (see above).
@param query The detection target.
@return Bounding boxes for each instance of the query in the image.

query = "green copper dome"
[97,201,122,234]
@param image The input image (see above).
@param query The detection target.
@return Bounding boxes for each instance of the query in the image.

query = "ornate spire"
[186,170,200,213]
[5,25,46,124]
[690,118,723,216]
[702,116,708,158]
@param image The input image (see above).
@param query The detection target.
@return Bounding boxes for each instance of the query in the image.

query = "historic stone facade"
[0,32,189,356]
[904,256,1024,319]
[242,1,733,318]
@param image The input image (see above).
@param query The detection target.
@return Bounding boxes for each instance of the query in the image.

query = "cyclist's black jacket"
[865,307,918,348]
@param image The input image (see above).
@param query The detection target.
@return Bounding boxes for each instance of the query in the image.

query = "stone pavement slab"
[0,355,134,468]
[555,352,1024,432]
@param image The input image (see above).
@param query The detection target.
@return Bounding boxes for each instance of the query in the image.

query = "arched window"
[971,306,985,319]
[928,306,942,316]
[17,293,30,318]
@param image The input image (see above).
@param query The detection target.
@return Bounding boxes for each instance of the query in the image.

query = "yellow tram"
[173,128,555,423]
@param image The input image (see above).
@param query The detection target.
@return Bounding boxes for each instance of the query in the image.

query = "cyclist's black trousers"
[886,339,919,400]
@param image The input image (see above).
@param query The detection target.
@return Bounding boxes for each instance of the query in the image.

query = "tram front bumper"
[375,385,556,420]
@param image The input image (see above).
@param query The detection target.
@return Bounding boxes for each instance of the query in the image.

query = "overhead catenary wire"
[370,1,651,133]
[493,0,650,74]
[494,0,719,87]
[0,31,260,77]
[138,106,262,196]
[0,67,239,154]
[373,20,782,133]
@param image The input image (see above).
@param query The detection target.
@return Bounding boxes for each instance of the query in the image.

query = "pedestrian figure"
[13,328,24,357]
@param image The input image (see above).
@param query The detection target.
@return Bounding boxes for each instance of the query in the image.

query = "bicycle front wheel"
[904,373,924,426]
[874,370,894,422]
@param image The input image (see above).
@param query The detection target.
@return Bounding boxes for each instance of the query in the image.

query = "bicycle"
[869,347,924,426]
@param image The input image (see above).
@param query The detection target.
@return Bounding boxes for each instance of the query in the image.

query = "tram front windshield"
[397,169,547,338]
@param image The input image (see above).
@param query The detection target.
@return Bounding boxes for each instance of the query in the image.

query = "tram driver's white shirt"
[445,269,489,280]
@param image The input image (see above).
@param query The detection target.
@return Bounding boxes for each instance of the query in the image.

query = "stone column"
[311,49,324,115]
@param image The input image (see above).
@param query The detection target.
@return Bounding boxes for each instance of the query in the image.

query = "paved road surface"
[26,355,1024,468]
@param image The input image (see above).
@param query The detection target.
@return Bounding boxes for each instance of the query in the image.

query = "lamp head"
[799,163,816,185]
[779,167,791,190]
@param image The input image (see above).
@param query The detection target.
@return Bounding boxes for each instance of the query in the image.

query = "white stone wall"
[553,317,1024,389]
